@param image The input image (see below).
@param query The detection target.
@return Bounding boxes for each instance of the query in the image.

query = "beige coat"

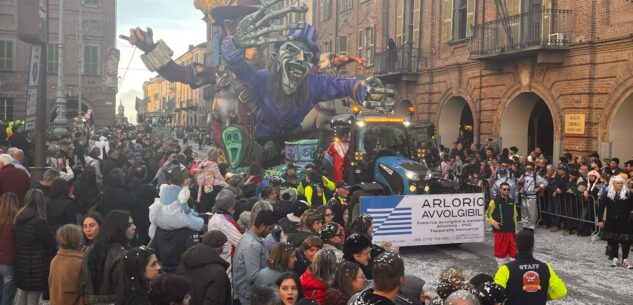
[49,249,85,305]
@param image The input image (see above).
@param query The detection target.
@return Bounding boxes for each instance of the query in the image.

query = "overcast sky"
[115,0,206,122]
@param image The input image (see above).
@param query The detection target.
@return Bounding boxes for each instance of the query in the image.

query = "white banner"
[360,193,485,247]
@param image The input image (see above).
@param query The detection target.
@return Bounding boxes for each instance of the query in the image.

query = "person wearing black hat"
[176,230,231,305]
[278,199,308,243]
[319,222,344,261]
[343,233,373,279]
[494,230,567,305]
[327,182,350,207]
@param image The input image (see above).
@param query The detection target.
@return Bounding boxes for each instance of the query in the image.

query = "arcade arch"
[609,92,633,159]
[437,96,474,149]
[500,92,554,158]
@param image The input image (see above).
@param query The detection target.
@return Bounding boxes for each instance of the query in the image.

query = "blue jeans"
[0,264,16,305]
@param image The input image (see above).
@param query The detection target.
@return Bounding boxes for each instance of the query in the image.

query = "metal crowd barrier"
[536,192,601,243]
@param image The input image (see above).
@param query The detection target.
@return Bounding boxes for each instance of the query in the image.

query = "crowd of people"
[0,122,629,305]
[442,137,633,268]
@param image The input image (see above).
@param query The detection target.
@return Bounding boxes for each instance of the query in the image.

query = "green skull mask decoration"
[278,41,314,95]
[222,126,245,168]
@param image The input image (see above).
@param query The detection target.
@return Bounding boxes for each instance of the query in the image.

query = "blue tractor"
[317,104,459,201]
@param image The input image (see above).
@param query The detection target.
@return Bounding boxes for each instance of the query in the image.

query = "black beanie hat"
[477,281,507,305]
[202,230,228,248]
[343,233,372,261]
[516,229,535,253]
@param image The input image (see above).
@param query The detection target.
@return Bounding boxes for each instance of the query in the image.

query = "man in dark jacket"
[177,231,231,305]
[150,227,199,273]
[353,252,404,305]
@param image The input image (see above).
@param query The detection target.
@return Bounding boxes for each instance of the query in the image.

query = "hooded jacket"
[15,207,55,291]
[150,227,199,273]
[176,243,231,305]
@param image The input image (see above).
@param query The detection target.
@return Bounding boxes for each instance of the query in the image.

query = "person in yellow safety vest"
[297,163,335,196]
[494,229,567,305]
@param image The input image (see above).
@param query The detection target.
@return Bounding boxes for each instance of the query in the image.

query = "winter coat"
[120,293,150,305]
[300,268,328,305]
[74,180,100,213]
[233,230,268,305]
[47,196,81,234]
[78,243,127,305]
[0,223,15,264]
[98,185,135,216]
[176,243,231,305]
[351,289,395,305]
[130,180,157,245]
[150,227,199,273]
[207,212,243,265]
[0,164,31,204]
[326,287,352,305]
[598,193,633,241]
[252,267,283,290]
[148,185,203,239]
[49,249,85,305]
[84,156,103,187]
[15,207,55,291]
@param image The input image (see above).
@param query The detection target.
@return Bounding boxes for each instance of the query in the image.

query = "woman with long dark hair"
[116,247,162,305]
[79,210,136,305]
[0,193,20,305]
[82,212,103,248]
[14,189,55,305]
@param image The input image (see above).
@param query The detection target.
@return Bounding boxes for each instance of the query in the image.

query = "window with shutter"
[466,0,476,37]
[84,45,99,75]
[0,97,14,121]
[0,40,14,71]
[413,0,421,47]
[396,0,405,45]
[443,0,453,42]
[47,44,58,73]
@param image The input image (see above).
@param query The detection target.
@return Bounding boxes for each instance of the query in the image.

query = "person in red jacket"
[0,154,30,205]
[300,249,337,305]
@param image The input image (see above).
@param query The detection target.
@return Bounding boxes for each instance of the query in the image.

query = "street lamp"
[52,0,69,137]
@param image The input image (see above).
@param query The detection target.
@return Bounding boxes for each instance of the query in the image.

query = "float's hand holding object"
[233,0,308,49]
[362,77,395,112]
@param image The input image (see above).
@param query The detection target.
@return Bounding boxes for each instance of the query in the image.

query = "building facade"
[143,44,207,129]
[313,0,633,161]
[0,0,118,127]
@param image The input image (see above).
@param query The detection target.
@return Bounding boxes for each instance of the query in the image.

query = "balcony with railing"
[374,43,426,81]
[470,9,572,60]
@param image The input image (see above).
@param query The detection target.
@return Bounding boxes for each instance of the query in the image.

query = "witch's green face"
[222,126,244,168]
[278,41,314,95]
